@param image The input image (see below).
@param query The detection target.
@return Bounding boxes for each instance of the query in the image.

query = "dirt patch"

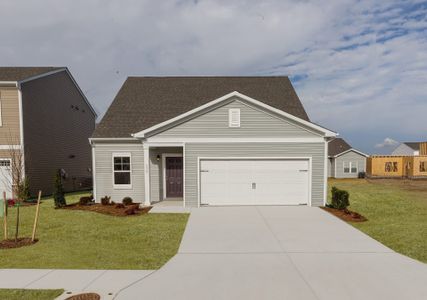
[65,293,101,300]
[321,207,367,222]
[0,238,38,249]
[63,203,152,217]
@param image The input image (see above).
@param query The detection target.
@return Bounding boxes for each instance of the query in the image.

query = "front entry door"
[165,157,183,198]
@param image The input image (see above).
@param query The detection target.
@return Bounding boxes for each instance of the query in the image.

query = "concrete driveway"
[116,206,427,300]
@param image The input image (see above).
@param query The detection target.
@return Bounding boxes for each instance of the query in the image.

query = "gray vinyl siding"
[333,151,367,178]
[152,99,320,138]
[328,158,334,177]
[21,71,96,195]
[184,142,326,207]
[93,143,144,203]
[149,147,182,202]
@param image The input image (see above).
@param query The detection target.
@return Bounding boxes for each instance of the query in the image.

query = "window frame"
[228,108,241,128]
[343,161,358,174]
[112,152,132,189]
[420,161,427,173]
[385,161,398,172]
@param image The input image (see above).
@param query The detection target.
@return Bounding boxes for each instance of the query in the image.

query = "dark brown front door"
[165,156,183,198]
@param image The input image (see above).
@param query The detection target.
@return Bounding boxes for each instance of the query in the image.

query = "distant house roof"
[0,67,64,82]
[403,142,421,151]
[93,76,311,138]
[328,138,352,156]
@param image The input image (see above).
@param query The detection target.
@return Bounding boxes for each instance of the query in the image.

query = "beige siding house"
[0,67,96,197]
[91,77,336,207]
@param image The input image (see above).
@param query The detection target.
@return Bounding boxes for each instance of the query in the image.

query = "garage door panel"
[200,159,310,206]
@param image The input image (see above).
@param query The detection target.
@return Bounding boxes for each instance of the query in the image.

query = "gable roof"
[328,138,368,157]
[133,91,336,138]
[328,138,351,156]
[93,76,312,138]
[403,142,420,151]
[0,67,64,82]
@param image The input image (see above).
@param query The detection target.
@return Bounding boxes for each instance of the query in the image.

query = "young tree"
[53,169,66,208]
[0,133,28,241]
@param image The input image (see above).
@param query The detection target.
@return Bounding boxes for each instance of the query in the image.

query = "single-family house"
[0,67,97,197]
[90,77,337,207]
[327,138,368,178]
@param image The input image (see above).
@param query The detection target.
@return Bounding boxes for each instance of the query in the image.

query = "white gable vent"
[229,108,240,127]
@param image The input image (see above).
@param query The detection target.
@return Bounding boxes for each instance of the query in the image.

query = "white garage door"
[0,159,12,199]
[200,159,310,206]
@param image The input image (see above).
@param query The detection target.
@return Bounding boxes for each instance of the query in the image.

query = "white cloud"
[0,0,426,153]
[375,138,399,148]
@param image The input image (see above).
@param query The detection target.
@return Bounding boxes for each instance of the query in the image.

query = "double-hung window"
[113,153,131,189]
[343,162,358,174]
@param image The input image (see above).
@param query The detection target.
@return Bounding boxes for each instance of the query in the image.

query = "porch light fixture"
[156,154,161,161]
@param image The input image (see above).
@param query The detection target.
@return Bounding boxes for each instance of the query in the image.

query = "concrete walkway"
[0,269,153,299]
[116,206,427,300]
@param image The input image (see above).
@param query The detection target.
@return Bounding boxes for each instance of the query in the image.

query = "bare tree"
[0,132,29,241]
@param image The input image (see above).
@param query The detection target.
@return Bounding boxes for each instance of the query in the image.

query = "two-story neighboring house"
[0,67,97,198]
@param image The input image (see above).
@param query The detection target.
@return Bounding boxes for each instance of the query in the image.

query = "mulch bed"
[321,207,367,222]
[0,238,38,249]
[65,293,101,300]
[63,203,152,217]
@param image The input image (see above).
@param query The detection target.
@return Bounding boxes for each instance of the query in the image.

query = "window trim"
[228,108,240,128]
[343,161,358,174]
[112,152,132,189]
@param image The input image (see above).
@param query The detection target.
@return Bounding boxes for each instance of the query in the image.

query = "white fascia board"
[89,137,140,144]
[0,81,18,87]
[145,137,325,143]
[333,148,369,158]
[132,91,337,138]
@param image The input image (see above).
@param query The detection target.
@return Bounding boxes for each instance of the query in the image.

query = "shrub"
[331,186,350,210]
[17,178,31,202]
[101,196,111,205]
[79,196,92,206]
[122,197,133,205]
[358,171,366,179]
[53,169,66,208]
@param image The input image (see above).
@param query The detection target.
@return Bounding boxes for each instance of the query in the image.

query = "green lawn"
[0,192,189,269]
[328,178,427,263]
[0,289,64,300]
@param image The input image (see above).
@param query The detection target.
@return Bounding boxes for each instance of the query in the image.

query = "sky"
[1,0,426,154]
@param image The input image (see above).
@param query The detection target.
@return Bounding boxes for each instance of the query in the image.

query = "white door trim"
[197,157,312,207]
[162,153,183,200]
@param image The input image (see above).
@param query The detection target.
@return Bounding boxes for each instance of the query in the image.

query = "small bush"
[101,196,111,205]
[122,197,133,205]
[53,169,66,208]
[358,171,366,179]
[79,196,92,206]
[331,186,350,210]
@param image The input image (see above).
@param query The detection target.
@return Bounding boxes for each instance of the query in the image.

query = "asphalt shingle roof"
[328,138,352,156]
[0,67,64,82]
[403,142,421,151]
[93,76,311,138]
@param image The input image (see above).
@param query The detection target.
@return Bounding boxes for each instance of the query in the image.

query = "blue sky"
[1,0,426,154]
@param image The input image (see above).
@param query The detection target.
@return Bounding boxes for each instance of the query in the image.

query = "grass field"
[0,289,64,300]
[328,178,427,263]
[0,192,189,269]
